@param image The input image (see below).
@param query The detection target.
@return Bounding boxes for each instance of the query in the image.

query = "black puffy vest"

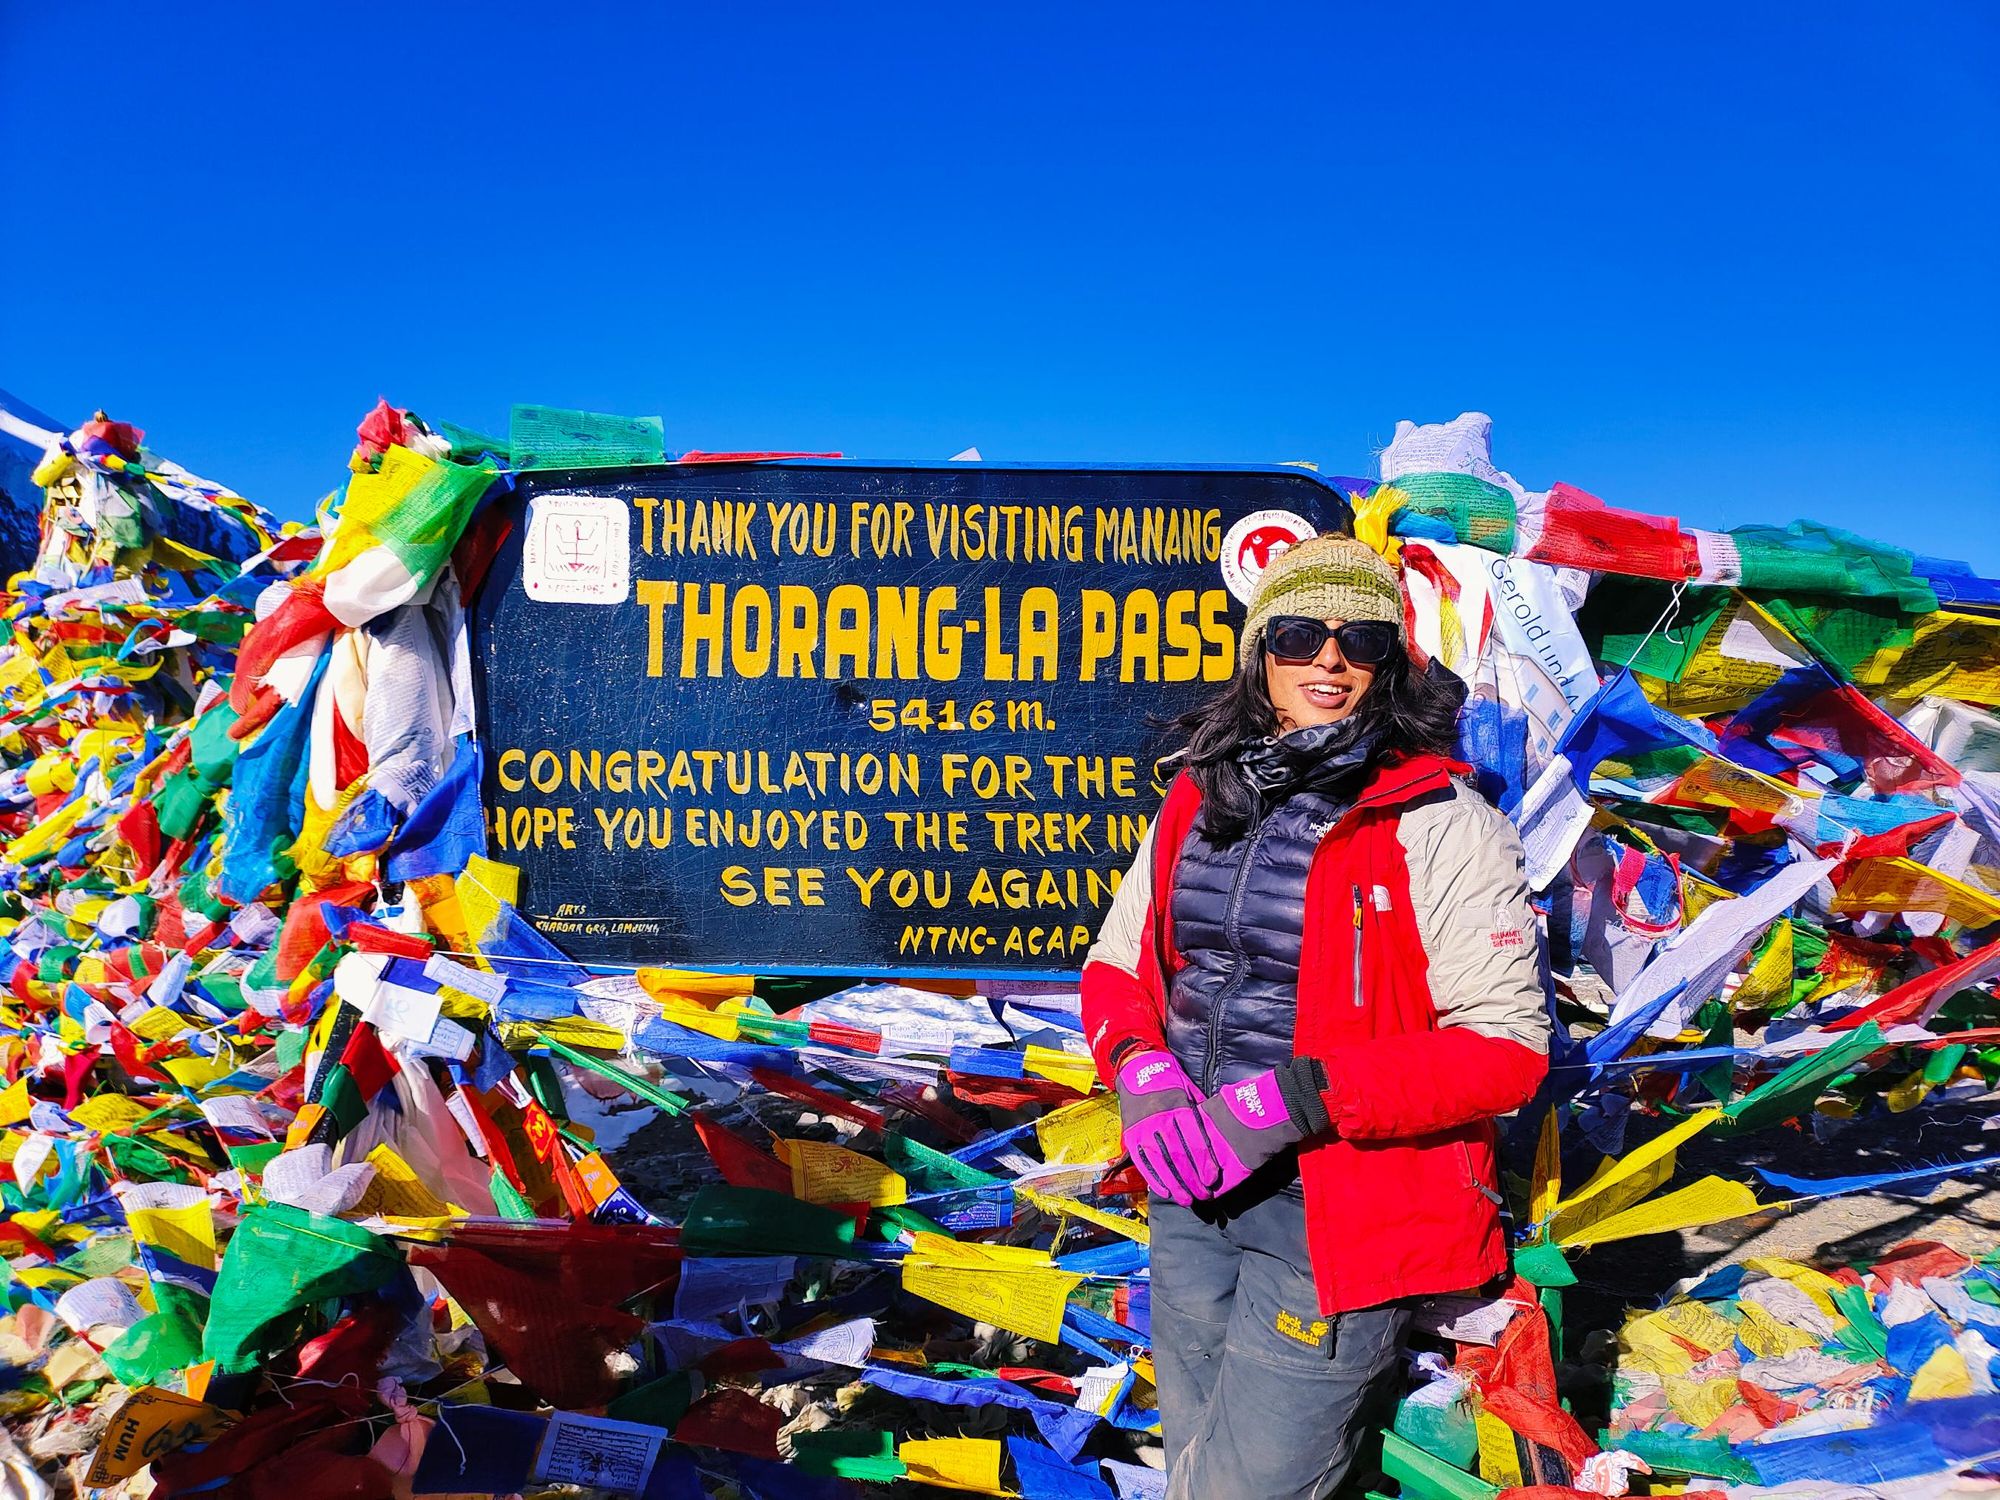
[1165,783,1356,1092]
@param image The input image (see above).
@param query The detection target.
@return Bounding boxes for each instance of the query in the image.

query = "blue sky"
[5,4,1995,565]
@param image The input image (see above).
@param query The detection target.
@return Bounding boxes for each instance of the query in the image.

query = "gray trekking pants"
[1151,1183,1412,1500]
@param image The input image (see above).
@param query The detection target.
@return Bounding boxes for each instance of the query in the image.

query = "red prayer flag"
[692,1111,792,1195]
[671,1386,783,1459]
[1824,934,2000,1032]
[339,1023,400,1102]
[409,1222,681,1408]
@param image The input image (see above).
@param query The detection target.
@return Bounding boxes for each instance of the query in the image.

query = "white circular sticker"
[1219,509,1317,604]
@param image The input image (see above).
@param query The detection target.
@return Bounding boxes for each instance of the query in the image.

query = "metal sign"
[468,460,1353,975]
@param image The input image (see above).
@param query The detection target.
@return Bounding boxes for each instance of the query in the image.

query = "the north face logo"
[1233,1081,1267,1118]
[1135,1061,1169,1087]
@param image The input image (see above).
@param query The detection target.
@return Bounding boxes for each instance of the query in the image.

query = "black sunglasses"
[1263,615,1400,666]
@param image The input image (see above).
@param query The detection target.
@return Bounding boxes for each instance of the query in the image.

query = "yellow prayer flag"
[7,798,89,866]
[1732,922,1794,1013]
[1018,1186,1149,1246]
[0,655,37,697]
[1909,1343,1974,1401]
[314,445,437,576]
[358,1145,455,1219]
[127,1007,193,1042]
[1668,755,1815,820]
[123,1201,216,1272]
[1734,1300,1820,1360]
[1886,1067,1935,1113]
[496,1015,627,1052]
[1034,1093,1122,1167]
[906,1233,1049,1270]
[67,1095,154,1135]
[0,1079,30,1128]
[43,1342,108,1392]
[1653,1298,1740,1354]
[1742,1256,1844,1316]
[1351,486,1406,562]
[14,1265,84,1291]
[784,1140,907,1207]
[435,986,493,1022]
[1528,1107,1561,1233]
[146,1131,218,1167]
[84,1386,233,1487]
[1547,1109,1716,1245]
[656,997,740,1041]
[1854,609,2000,706]
[454,855,521,951]
[1546,1149,1672,1246]
[1474,1408,1523,1487]
[161,1055,235,1091]
[1560,1175,1767,1249]
[896,1437,1008,1494]
[1663,1373,1739,1429]
[636,968,754,1003]
[1021,1045,1095,1093]
[902,1237,1080,1344]
[1833,856,2000,928]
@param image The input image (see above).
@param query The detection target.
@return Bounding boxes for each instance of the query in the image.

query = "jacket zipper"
[1351,884,1365,1007]
[1201,818,1272,1094]
[1457,1140,1504,1205]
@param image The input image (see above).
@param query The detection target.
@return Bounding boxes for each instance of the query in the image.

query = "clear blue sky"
[5,4,1996,565]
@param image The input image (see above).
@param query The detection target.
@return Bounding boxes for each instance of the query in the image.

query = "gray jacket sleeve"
[1085,821,1158,981]
[1397,781,1551,1054]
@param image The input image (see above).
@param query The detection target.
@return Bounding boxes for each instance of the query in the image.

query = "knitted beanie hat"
[1238,533,1404,667]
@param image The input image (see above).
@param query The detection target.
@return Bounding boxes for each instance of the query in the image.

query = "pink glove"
[1193,1064,1319,1198]
[1115,1049,1218,1206]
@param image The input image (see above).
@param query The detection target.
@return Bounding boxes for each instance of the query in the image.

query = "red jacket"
[1083,753,1550,1316]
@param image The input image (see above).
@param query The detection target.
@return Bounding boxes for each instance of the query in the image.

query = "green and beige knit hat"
[1238,533,1404,667]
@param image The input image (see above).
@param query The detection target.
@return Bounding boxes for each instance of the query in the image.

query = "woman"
[1082,534,1550,1500]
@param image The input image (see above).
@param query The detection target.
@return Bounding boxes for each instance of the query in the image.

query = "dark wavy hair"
[1167,642,1465,843]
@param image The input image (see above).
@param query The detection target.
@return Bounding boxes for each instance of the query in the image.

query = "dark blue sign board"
[469,460,1354,976]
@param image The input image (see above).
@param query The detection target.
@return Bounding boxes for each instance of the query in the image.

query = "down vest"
[1082,752,1551,1316]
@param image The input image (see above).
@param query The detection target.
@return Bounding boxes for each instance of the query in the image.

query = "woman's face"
[1265,619,1378,733]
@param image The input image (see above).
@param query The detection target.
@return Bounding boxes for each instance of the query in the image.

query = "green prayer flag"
[680,1187,864,1260]
[200,1203,403,1374]
[884,1132,1004,1193]
[1830,1282,1888,1361]
[1922,1042,1969,1086]
[791,1429,906,1483]
[103,1284,208,1386]
[509,405,666,471]
[1512,1239,1577,1289]
[1614,1431,1756,1482]
[1723,1023,1882,1132]
[606,1371,701,1430]
[490,1168,537,1221]
[1392,472,1517,554]
[540,1036,689,1118]
[1379,1428,1500,1500]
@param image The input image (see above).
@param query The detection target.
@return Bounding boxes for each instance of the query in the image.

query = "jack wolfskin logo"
[1275,1309,1329,1346]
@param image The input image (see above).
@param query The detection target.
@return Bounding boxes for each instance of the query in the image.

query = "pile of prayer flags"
[0,400,1995,1497]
